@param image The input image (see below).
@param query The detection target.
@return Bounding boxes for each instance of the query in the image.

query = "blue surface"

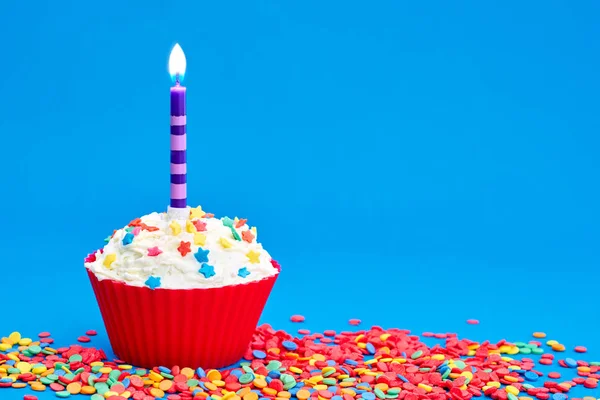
[1,1,599,399]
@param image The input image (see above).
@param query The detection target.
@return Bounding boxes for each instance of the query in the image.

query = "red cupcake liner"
[86,260,280,369]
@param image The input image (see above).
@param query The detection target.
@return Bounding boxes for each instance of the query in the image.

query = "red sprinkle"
[23,396,38,400]
[574,346,587,353]
[77,336,91,343]
[37,332,51,338]
[348,319,361,326]
[466,319,479,325]
[290,315,305,323]
[86,330,98,336]
[547,372,561,379]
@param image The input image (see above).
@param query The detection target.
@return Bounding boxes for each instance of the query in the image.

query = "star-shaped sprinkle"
[132,227,141,236]
[178,241,192,257]
[242,230,255,243]
[190,206,206,219]
[147,247,162,257]
[193,220,207,232]
[103,254,117,269]
[125,227,134,233]
[205,213,214,218]
[129,218,142,227]
[122,233,134,246]
[219,237,232,249]
[231,227,241,241]
[194,248,210,264]
[238,267,250,278]
[104,235,112,243]
[194,233,206,246]
[198,264,215,278]
[170,220,182,235]
[186,220,196,233]
[246,250,260,264]
[141,223,160,232]
[235,218,247,228]
[145,276,161,290]
[222,217,234,228]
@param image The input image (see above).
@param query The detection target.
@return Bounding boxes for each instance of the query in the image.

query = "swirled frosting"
[84,206,278,289]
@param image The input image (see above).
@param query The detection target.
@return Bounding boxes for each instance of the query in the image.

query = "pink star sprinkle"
[147,247,163,257]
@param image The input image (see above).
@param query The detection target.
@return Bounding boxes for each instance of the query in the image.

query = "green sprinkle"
[442,369,451,379]
[91,365,102,373]
[160,372,174,379]
[135,368,147,376]
[385,394,398,399]
[522,384,535,390]
[239,373,254,384]
[519,348,531,354]
[40,377,53,385]
[231,227,241,241]
[47,374,58,381]
[88,375,96,386]
[411,350,423,359]
[109,370,121,380]
[187,379,199,388]
[266,361,282,371]
[107,378,116,387]
[68,354,82,363]
[91,395,104,400]
[242,365,254,374]
[95,382,109,395]
[323,378,336,385]
[8,368,20,374]
[222,217,234,227]
[531,347,544,355]
[374,388,386,399]
[56,392,71,398]
[239,362,251,367]
[507,393,518,400]
[453,360,466,370]
[590,361,600,366]
[28,345,42,355]
[42,349,54,355]
[388,388,401,395]
[514,342,527,348]
[419,368,431,372]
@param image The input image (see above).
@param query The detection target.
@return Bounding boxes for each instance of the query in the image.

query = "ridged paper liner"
[86,260,280,369]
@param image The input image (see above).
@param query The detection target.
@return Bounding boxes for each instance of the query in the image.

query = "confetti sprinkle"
[246,250,260,264]
[177,241,192,256]
[349,319,361,326]
[144,276,161,289]
[231,227,241,241]
[190,205,205,219]
[290,314,305,322]
[466,319,479,325]
[222,216,234,227]
[235,218,247,228]
[147,246,163,256]
[194,248,210,263]
[238,267,250,278]
[198,263,215,278]
[193,220,207,231]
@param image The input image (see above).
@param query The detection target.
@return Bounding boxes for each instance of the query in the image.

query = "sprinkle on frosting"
[147,246,162,257]
[177,241,192,257]
[238,267,250,278]
[198,264,215,278]
[190,206,205,219]
[145,276,161,289]
[85,206,278,289]
[246,250,260,264]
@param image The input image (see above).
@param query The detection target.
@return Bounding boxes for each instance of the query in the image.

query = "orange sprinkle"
[533,332,546,338]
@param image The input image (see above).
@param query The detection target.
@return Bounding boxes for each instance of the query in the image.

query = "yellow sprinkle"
[219,237,232,249]
[103,254,117,269]
[355,334,365,342]
[519,397,534,400]
[363,371,378,376]
[487,382,501,388]
[0,343,11,351]
[99,367,112,374]
[506,386,519,396]
[61,366,71,374]
[418,383,432,393]
[170,220,182,235]
[246,250,261,263]
[16,362,31,373]
[546,339,558,346]
[181,367,195,379]
[364,359,378,365]
[19,338,32,346]
[467,350,476,356]
[289,367,303,374]
[313,385,328,391]
[32,366,47,374]
[190,206,206,219]
[104,391,119,398]
[504,376,519,383]
[118,364,133,370]
[357,343,367,349]
[460,371,473,380]
[308,376,323,384]
[341,389,356,396]
[8,332,21,343]
[379,358,393,363]
[380,333,391,341]
[90,362,104,367]
[149,370,164,382]
[431,354,445,361]
[186,220,196,233]
[193,233,206,246]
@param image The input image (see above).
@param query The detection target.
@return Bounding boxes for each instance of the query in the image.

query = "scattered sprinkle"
[177,241,192,256]
[466,319,479,325]
[290,314,305,322]
[144,276,161,289]
[190,206,206,219]
[246,250,260,264]
[194,248,210,263]
[147,246,163,257]
[198,264,215,278]
[169,220,182,235]
[237,267,250,278]
[102,254,116,269]
[219,237,232,249]
[242,230,255,243]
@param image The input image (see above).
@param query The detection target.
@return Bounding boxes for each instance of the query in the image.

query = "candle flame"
[169,43,187,83]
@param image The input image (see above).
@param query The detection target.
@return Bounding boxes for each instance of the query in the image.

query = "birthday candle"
[169,44,187,209]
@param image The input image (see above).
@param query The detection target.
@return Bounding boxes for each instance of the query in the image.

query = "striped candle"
[169,44,187,209]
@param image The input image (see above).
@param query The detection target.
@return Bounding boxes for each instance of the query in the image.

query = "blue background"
[1,1,599,399]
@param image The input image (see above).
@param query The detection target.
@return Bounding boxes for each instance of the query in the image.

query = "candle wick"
[175,73,180,86]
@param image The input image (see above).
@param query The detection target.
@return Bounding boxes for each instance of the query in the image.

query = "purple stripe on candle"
[171,125,186,135]
[171,174,186,184]
[171,183,187,199]
[171,150,186,164]
[170,116,186,126]
[170,134,186,151]
[171,198,187,208]
[170,86,186,116]
[170,163,187,174]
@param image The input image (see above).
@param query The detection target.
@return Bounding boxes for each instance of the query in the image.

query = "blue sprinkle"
[145,276,161,290]
[326,360,336,366]
[289,388,299,395]
[193,389,202,396]
[552,394,567,400]
[5,360,14,366]
[268,371,280,378]
[238,267,251,278]
[295,382,305,389]
[282,340,298,351]
[332,397,343,400]
[122,233,134,246]
[266,377,272,383]
[524,372,538,382]
[345,359,358,366]
[196,367,206,378]
[55,369,66,376]
[40,343,48,348]
[401,352,407,358]
[194,248,210,264]
[121,378,130,388]
[253,350,267,359]
[397,374,408,383]
[158,366,171,373]
[340,367,350,375]
[230,370,243,378]
[565,358,578,368]
[199,382,208,391]
[199,264,215,278]
[366,343,376,354]
[363,393,376,400]
[0,378,13,383]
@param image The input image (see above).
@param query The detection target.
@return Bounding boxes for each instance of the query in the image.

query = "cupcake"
[84,205,280,369]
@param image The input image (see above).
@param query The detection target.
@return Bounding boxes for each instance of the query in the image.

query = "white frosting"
[85,208,278,289]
